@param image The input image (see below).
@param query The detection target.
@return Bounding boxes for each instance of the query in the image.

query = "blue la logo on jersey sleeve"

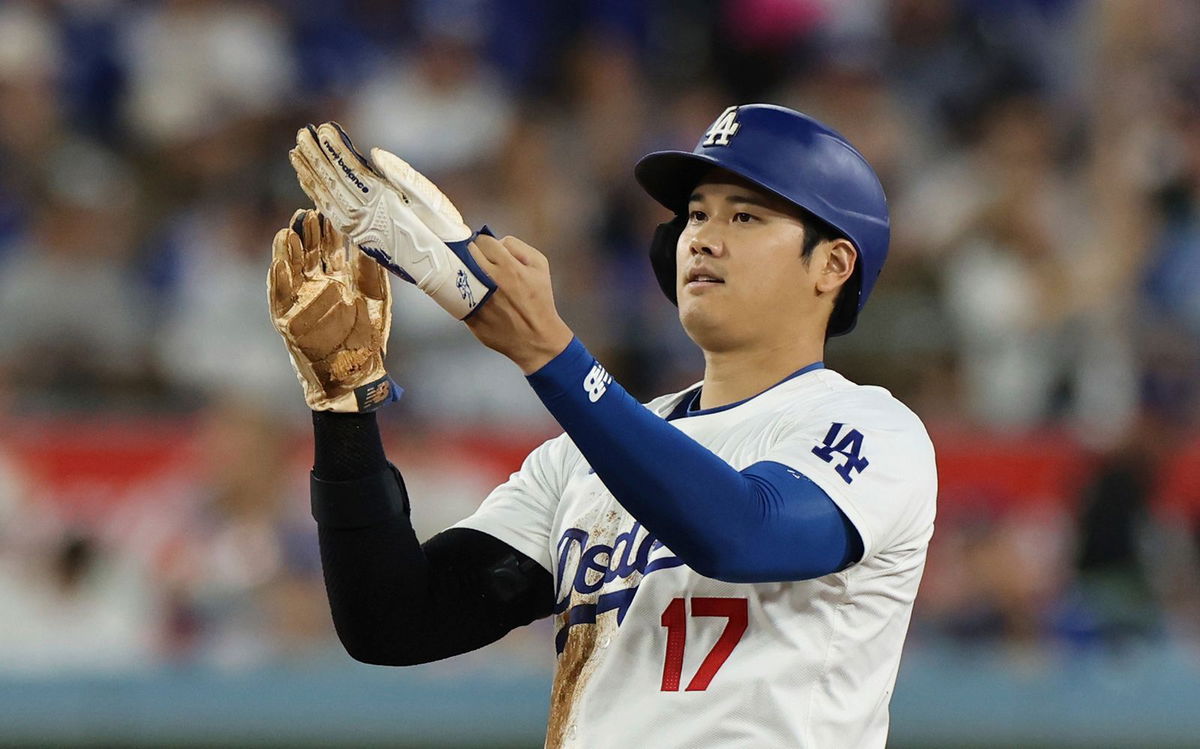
[812,422,870,484]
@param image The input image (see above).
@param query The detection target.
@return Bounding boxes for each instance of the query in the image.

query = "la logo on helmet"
[702,106,742,147]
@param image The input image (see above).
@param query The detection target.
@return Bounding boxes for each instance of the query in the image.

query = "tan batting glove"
[288,122,496,320]
[268,209,401,412]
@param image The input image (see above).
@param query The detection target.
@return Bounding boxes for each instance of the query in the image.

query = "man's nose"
[688,223,725,257]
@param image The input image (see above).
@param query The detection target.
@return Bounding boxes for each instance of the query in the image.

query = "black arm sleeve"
[311,412,554,666]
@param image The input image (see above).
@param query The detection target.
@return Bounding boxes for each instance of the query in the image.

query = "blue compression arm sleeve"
[526,338,863,582]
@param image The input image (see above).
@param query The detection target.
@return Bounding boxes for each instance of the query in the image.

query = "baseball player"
[269,104,936,748]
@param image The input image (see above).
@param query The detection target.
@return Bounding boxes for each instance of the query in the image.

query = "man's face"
[675,171,828,352]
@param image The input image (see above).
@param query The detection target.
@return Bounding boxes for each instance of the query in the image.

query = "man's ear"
[816,238,856,295]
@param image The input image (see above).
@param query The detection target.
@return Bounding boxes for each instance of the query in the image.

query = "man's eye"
[689,210,707,222]
[733,212,755,223]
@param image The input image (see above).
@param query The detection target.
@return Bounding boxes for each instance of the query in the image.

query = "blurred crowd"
[0,0,1198,674]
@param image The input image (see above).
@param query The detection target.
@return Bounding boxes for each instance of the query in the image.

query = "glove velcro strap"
[310,464,410,529]
[352,374,403,412]
[449,225,498,320]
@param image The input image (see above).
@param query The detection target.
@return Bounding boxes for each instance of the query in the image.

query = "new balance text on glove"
[289,122,496,320]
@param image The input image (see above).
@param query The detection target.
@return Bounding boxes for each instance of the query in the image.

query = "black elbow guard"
[421,528,555,622]
[310,463,410,529]
[486,553,550,606]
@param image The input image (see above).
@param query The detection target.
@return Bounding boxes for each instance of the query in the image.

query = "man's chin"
[679,306,742,352]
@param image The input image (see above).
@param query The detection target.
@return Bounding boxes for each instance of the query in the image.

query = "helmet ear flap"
[649,215,687,306]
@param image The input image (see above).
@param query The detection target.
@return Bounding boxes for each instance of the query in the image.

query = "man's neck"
[699,338,824,410]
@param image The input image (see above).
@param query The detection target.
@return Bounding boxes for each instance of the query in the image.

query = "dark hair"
[799,208,844,260]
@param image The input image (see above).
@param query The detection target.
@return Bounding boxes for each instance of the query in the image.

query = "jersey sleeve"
[762,394,937,562]
[451,434,572,574]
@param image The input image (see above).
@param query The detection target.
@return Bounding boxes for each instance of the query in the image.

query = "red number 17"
[660,597,748,692]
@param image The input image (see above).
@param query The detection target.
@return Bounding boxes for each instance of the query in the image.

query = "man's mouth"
[684,267,725,287]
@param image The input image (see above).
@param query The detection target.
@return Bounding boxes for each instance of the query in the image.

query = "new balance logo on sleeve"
[584,363,612,403]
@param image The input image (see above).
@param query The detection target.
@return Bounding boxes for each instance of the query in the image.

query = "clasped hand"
[285,121,574,376]
[463,233,574,374]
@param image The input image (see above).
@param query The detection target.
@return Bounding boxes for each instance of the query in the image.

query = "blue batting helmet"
[634,103,889,337]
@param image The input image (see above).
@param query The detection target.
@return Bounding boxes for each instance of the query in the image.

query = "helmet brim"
[634,151,730,215]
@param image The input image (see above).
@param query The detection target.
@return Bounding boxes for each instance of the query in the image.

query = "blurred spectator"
[907,82,1140,443]
[155,195,301,412]
[1142,86,1200,426]
[919,498,1071,651]
[58,1,127,143]
[0,2,63,257]
[345,2,514,175]
[1062,442,1161,648]
[936,89,1091,431]
[118,0,295,148]
[0,140,153,408]
[150,403,329,667]
[0,526,159,674]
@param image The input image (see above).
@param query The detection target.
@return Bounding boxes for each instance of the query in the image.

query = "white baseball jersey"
[454,366,937,748]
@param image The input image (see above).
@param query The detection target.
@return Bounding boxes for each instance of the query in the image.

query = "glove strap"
[350,374,403,412]
[445,225,498,320]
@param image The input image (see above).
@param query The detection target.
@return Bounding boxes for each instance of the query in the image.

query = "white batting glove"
[289,122,496,320]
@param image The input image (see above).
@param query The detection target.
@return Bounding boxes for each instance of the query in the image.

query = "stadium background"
[1,0,1199,746]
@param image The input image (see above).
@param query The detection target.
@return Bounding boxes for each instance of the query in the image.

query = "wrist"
[526,337,597,396]
[311,410,388,482]
[514,324,575,375]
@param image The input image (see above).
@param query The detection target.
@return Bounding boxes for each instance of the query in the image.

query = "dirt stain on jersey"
[546,617,596,748]
[545,506,626,748]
